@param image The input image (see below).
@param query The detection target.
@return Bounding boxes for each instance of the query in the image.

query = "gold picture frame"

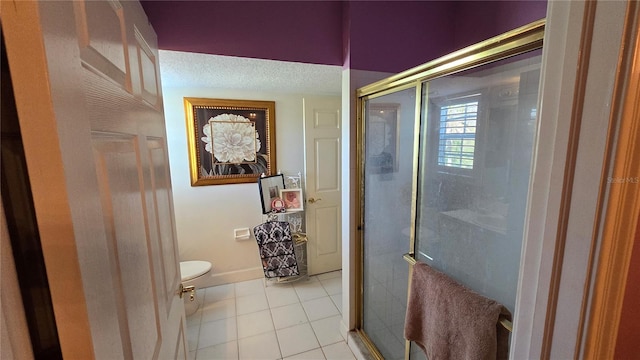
[184,98,276,186]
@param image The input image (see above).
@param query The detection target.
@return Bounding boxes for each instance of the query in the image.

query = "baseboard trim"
[340,319,350,341]
[186,267,264,288]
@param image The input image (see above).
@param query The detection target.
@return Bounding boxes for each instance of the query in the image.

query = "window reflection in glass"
[416,50,543,313]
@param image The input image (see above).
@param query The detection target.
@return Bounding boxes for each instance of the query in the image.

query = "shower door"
[357,21,544,359]
[360,88,417,360]
[414,52,542,313]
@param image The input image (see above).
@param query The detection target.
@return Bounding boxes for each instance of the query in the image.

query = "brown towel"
[404,262,512,360]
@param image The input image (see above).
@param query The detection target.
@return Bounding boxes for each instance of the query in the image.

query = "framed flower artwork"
[184,98,276,186]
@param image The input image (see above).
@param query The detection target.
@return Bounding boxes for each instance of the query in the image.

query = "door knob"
[307,197,322,204]
[178,284,196,301]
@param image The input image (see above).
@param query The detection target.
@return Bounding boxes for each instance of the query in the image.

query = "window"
[438,99,478,169]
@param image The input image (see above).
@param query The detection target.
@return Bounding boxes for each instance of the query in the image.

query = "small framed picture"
[280,189,304,212]
[258,174,285,214]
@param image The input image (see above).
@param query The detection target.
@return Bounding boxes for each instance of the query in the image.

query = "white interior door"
[2,1,186,358]
[304,96,342,275]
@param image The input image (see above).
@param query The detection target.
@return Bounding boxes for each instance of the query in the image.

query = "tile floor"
[187,271,356,360]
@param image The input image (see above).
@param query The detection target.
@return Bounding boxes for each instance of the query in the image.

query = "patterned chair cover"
[252,221,300,278]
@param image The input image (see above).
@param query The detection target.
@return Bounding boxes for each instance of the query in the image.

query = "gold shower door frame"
[354,20,545,359]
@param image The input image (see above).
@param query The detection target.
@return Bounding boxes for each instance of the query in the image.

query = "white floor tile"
[235,278,265,297]
[301,296,339,321]
[196,340,238,360]
[316,271,341,281]
[196,288,206,304]
[188,350,196,360]
[321,341,356,360]
[236,292,269,315]
[237,309,274,339]
[283,348,326,360]
[310,315,343,346]
[330,293,342,314]
[265,284,300,308]
[297,276,319,284]
[319,277,342,295]
[276,323,320,358]
[271,303,308,330]
[201,298,236,323]
[187,324,200,352]
[293,280,328,302]
[205,284,235,303]
[191,275,345,360]
[238,331,282,360]
[198,317,237,350]
[186,307,203,328]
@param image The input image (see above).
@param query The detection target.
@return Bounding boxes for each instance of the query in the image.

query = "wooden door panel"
[314,138,340,192]
[74,0,130,89]
[93,134,162,358]
[146,137,180,309]
[314,109,341,128]
[134,28,160,106]
[315,207,340,255]
[141,137,167,316]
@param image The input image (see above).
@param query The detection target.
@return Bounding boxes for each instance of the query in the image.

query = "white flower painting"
[201,114,261,163]
[185,98,276,186]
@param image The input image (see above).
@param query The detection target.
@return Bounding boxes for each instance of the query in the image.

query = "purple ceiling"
[345,1,457,73]
[451,1,549,50]
[141,1,547,74]
[141,1,344,66]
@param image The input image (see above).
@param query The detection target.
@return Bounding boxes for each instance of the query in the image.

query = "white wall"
[162,55,340,285]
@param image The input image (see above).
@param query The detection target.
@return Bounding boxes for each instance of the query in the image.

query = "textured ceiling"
[159,50,342,95]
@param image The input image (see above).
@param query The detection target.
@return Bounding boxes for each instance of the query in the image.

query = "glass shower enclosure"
[356,20,545,359]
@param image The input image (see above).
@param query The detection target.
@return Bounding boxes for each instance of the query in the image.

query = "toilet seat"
[180,260,212,282]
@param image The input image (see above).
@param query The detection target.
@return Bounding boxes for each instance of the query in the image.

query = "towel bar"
[499,318,513,332]
[403,253,513,332]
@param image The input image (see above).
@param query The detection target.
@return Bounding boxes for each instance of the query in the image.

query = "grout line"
[262,278,285,359]
[266,296,284,359]
[232,283,240,359]
[284,345,323,359]
[196,277,343,359]
[235,331,240,360]
[319,345,329,360]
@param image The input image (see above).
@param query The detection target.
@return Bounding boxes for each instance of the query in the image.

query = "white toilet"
[180,260,212,315]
